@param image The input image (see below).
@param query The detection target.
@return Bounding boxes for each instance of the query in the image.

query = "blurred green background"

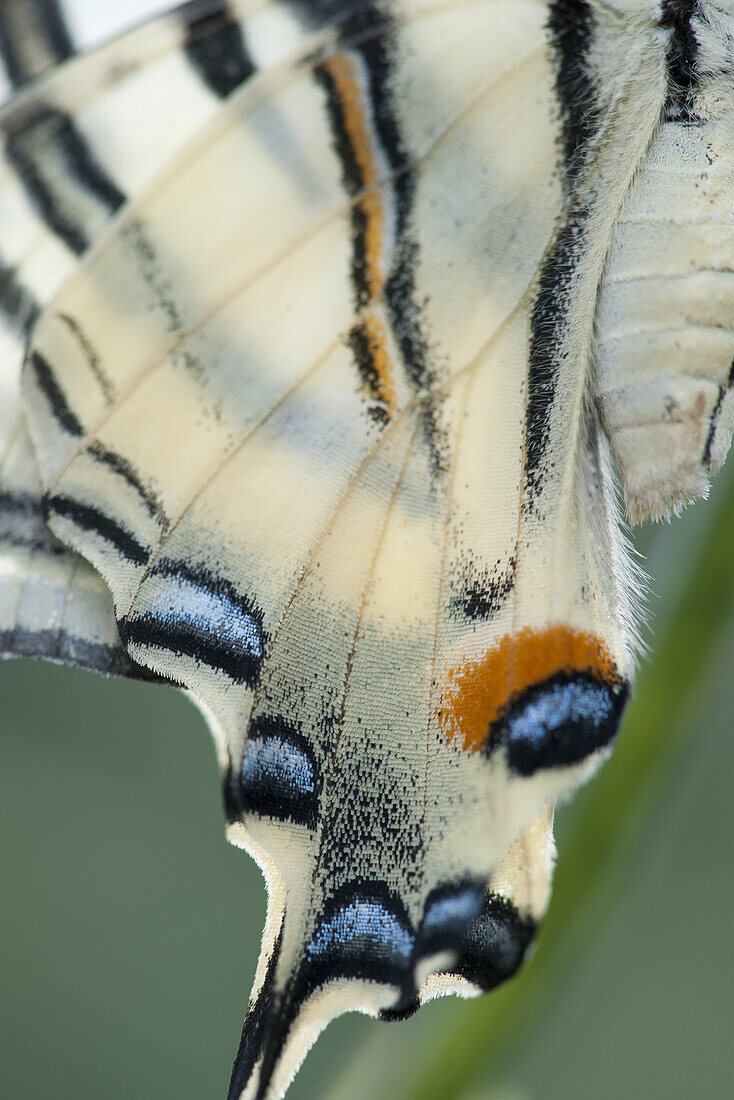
[1,462,733,1100]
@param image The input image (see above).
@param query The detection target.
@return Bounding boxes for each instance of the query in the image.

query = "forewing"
[0,0,171,673]
[0,0,291,672]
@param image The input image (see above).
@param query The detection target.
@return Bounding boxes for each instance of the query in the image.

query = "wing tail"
[227,806,555,1100]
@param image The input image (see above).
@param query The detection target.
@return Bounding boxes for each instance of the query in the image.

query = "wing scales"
[0,0,282,672]
[0,0,364,674]
[18,6,578,1094]
[24,0,560,700]
[6,2,734,1099]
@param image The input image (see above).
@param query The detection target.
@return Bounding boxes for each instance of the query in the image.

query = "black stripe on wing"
[0,0,73,88]
[27,349,83,436]
[352,11,443,473]
[87,441,167,525]
[661,0,701,123]
[0,489,63,553]
[525,0,600,501]
[56,313,116,404]
[0,256,40,334]
[312,2,443,469]
[313,55,381,311]
[3,103,125,256]
[0,625,151,679]
[702,384,726,469]
[226,928,283,1100]
[44,494,150,566]
[183,2,256,99]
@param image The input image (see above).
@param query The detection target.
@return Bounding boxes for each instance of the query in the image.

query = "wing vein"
[307,410,423,909]
[124,334,342,610]
[40,35,546,495]
[421,363,476,891]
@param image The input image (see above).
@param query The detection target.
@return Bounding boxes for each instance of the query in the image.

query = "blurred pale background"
[1,465,732,1100]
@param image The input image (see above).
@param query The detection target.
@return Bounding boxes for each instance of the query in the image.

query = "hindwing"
[1,2,733,1098]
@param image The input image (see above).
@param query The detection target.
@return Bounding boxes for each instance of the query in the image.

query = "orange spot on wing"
[438,626,621,753]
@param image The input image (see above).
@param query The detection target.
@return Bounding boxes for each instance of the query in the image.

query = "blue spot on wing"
[308,899,413,966]
[450,893,537,992]
[303,883,416,992]
[150,574,262,652]
[486,672,629,776]
[118,559,266,684]
[301,878,488,1015]
[514,678,610,740]
[242,737,315,798]
[416,881,485,958]
[229,718,319,826]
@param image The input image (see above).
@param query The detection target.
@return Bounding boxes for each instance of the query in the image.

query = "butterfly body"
[598,119,734,521]
[1,1,733,1097]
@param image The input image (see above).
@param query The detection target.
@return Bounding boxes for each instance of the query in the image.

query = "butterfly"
[1,1,732,1097]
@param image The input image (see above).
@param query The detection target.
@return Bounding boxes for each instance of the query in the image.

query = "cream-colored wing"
[0,0,288,673]
[0,408,146,674]
[8,2,732,1099]
[18,2,633,1093]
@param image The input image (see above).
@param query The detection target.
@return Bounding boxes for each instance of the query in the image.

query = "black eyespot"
[225,718,319,827]
[485,672,629,776]
[452,893,537,992]
[415,880,485,960]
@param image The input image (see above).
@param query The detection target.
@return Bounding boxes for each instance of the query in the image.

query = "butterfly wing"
[0,0,282,672]
[7,1,734,1097]
[0,0,144,673]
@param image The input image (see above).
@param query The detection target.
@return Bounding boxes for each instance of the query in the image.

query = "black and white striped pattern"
[0,0,270,680]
